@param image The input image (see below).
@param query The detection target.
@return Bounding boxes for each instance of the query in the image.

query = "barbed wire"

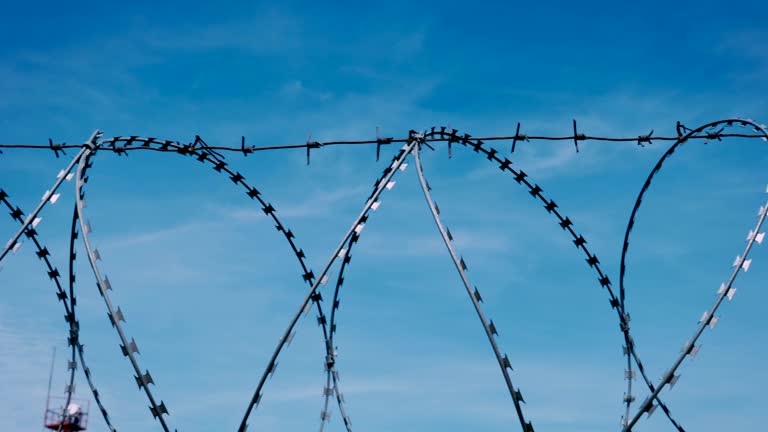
[1,119,766,161]
[1,118,766,431]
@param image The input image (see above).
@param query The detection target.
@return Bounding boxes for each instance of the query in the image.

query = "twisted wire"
[3,124,768,154]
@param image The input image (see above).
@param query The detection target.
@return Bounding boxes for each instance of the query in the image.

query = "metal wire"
[2,121,767,155]
[49,134,356,431]
[1,118,767,431]
[412,140,534,431]
[620,119,768,430]
[0,186,119,431]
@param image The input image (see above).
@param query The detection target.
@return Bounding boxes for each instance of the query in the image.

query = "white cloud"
[227,185,369,220]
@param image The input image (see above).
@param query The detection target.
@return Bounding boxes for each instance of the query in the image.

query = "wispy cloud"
[0,307,59,428]
[362,228,513,258]
[98,220,216,250]
[226,184,369,220]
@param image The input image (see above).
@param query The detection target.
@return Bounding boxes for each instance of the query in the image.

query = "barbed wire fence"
[1,118,767,432]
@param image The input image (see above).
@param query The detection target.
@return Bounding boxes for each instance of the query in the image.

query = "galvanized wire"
[412,139,534,431]
[2,118,767,431]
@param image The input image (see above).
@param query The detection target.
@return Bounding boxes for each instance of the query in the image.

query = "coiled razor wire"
[0,190,117,431]
[619,119,768,430]
[65,134,356,431]
[412,139,534,431]
[1,119,767,431]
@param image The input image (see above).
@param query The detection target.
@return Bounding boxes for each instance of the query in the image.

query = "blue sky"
[2,1,768,431]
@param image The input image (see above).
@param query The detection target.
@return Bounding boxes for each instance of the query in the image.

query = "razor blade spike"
[742,259,752,271]
[698,311,710,324]
[717,283,726,294]
[647,403,658,417]
[709,316,720,329]
[120,338,140,356]
[488,320,498,336]
[114,307,125,323]
[690,345,701,358]
[513,388,526,404]
[610,297,619,309]
[31,217,42,228]
[727,288,737,301]
[529,184,542,198]
[502,354,513,370]
[385,181,396,190]
[286,331,296,346]
[302,270,315,282]
[10,207,23,222]
[149,401,169,418]
[399,163,408,171]
[473,287,483,303]
[669,374,680,388]
[681,340,692,354]
[103,276,112,291]
[93,248,101,261]
[268,361,279,378]
[135,370,155,388]
[64,384,76,394]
